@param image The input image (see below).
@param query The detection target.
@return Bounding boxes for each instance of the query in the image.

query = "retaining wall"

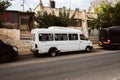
[0,28,20,40]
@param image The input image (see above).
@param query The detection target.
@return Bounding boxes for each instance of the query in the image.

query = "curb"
[18,44,100,56]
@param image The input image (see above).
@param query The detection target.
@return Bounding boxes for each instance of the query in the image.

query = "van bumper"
[30,48,38,53]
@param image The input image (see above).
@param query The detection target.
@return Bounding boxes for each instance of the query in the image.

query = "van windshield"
[80,34,88,40]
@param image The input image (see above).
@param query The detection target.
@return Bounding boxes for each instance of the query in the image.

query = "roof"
[31,27,82,34]
[5,10,34,14]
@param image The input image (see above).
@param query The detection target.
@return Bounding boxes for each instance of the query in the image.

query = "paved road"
[0,49,120,80]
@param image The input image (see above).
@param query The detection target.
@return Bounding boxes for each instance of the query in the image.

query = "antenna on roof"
[69,0,71,10]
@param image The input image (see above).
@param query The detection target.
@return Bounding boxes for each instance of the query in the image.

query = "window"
[71,19,82,27]
[87,20,91,28]
[80,34,88,40]
[21,18,29,25]
[55,34,68,41]
[69,34,78,40]
[39,34,53,41]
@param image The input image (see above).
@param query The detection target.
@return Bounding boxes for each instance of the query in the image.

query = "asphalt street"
[0,49,120,80]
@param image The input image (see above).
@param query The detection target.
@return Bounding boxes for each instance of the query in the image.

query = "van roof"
[31,27,82,34]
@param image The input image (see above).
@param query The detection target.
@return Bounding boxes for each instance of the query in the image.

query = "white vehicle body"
[31,27,93,56]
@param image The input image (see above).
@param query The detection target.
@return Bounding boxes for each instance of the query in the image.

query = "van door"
[79,34,88,50]
[68,34,80,51]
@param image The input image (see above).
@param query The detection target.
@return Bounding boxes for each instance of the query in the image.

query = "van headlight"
[13,46,18,51]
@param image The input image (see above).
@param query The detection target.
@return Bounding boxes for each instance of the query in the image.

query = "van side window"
[39,34,53,41]
[55,34,68,41]
[80,34,87,40]
[69,34,78,40]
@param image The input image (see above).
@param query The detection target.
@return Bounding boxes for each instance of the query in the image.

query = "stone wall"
[0,28,20,40]
[0,29,31,55]
[89,37,99,44]
[10,40,31,55]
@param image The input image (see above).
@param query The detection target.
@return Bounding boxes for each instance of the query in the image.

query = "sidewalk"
[18,44,100,56]
[93,44,100,48]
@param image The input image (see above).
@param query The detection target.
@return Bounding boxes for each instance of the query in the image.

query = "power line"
[21,0,33,11]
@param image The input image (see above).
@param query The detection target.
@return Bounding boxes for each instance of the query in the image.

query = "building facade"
[34,0,97,37]
[1,10,34,31]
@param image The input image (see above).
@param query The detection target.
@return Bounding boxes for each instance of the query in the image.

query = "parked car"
[0,39,18,62]
[99,26,120,49]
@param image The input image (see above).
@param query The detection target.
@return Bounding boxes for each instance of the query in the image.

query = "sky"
[7,0,91,11]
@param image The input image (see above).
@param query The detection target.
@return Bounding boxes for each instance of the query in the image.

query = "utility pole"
[21,0,25,11]
[49,0,51,7]
[23,0,25,11]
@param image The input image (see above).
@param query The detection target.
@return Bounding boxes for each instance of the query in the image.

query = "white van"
[31,27,93,56]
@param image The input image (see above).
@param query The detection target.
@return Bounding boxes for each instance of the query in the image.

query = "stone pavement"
[93,44,100,48]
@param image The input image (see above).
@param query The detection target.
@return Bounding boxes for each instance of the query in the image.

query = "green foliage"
[89,1,120,29]
[0,0,11,27]
[112,1,120,26]
[34,10,75,28]
[34,11,56,28]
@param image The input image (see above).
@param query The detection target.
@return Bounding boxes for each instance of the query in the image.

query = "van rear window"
[39,34,53,41]
[31,34,35,41]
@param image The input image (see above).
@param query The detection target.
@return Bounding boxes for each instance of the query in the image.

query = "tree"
[34,10,75,28]
[57,10,75,27]
[0,0,11,27]
[89,1,120,29]
[34,11,56,28]
[112,1,120,26]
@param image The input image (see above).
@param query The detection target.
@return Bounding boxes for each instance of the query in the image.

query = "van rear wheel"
[49,49,57,57]
[33,50,40,57]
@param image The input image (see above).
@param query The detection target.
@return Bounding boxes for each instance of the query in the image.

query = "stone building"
[0,10,34,54]
[1,10,34,31]
[34,0,97,38]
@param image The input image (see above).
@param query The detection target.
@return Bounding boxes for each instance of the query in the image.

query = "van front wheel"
[85,47,92,52]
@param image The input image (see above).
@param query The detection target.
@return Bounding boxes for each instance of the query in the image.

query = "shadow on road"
[1,47,120,64]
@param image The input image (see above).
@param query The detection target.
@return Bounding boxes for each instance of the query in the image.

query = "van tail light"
[103,39,110,44]
[35,44,38,48]
[107,39,110,44]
